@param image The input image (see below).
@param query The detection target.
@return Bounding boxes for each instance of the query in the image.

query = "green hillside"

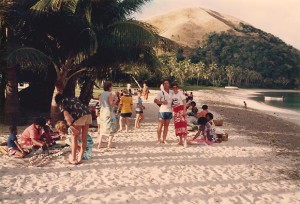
[189,23,300,88]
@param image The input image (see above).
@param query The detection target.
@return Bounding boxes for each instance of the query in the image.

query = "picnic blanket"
[173,105,188,137]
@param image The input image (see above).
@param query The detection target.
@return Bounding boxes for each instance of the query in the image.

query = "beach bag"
[157,91,165,107]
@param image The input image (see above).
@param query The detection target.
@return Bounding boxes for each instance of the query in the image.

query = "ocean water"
[251,92,300,111]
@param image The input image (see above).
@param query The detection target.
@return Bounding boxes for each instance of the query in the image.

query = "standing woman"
[172,83,188,147]
[98,81,117,148]
[135,91,145,128]
[154,80,173,144]
[118,88,133,132]
[55,94,92,164]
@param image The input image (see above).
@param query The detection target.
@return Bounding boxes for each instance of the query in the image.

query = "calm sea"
[251,91,300,111]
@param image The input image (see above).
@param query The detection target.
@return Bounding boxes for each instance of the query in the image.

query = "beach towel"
[187,139,212,145]
[0,146,8,155]
[173,105,187,137]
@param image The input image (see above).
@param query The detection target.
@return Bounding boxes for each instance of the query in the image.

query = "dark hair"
[162,79,169,84]
[9,126,17,134]
[172,83,178,87]
[34,117,46,127]
[197,117,207,125]
[191,101,196,106]
[206,112,214,120]
[46,117,51,121]
[55,93,65,105]
[103,81,112,91]
[43,125,50,133]
[202,105,208,110]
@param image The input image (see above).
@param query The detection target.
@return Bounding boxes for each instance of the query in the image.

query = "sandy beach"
[0,89,299,204]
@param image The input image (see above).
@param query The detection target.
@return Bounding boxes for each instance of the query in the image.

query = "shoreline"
[201,88,300,126]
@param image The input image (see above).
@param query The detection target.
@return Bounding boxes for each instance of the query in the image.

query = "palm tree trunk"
[0,73,5,122]
[64,76,77,98]
[4,65,21,125]
[50,84,64,125]
[79,77,95,105]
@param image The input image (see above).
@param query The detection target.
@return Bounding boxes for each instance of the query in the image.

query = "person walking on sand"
[142,82,149,101]
[55,94,92,164]
[98,81,117,149]
[154,80,173,144]
[118,88,133,132]
[135,91,145,128]
[172,83,188,147]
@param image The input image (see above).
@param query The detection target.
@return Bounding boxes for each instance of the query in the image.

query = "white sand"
[0,91,300,203]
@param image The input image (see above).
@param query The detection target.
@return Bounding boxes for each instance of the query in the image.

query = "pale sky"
[134,0,300,50]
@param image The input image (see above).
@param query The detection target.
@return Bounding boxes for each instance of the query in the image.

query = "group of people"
[154,80,218,147]
[6,80,218,165]
[96,81,147,149]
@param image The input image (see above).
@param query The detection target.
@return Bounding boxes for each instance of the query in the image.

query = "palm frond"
[103,20,158,48]
[7,47,52,73]
[30,0,79,14]
[115,0,152,17]
[73,28,98,65]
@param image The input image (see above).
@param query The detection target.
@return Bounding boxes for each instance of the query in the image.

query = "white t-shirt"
[172,92,186,106]
[155,90,173,112]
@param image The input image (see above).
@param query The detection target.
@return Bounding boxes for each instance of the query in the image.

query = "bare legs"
[77,124,89,163]
[69,124,88,164]
[135,113,144,128]
[98,134,114,149]
[118,116,129,132]
[178,135,188,148]
[157,119,170,144]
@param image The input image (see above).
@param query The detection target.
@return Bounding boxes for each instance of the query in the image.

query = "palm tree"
[5,0,159,123]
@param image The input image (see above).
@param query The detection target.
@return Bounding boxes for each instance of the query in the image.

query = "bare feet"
[162,140,168,144]
[183,140,188,148]
[117,129,123,132]
[67,155,78,165]
[98,143,107,149]
[157,140,161,144]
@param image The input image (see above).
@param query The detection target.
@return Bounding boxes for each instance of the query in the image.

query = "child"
[55,121,94,160]
[135,91,145,128]
[205,112,216,131]
[187,101,198,116]
[7,126,29,158]
[193,117,216,145]
[197,105,209,118]
[45,117,55,133]
[42,126,55,146]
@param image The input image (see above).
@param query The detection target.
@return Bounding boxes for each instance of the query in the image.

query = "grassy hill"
[145,8,300,88]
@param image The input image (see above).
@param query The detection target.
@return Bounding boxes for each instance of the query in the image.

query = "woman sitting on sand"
[20,117,48,149]
[197,105,209,118]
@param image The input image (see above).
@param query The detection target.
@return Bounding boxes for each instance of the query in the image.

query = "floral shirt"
[60,97,91,121]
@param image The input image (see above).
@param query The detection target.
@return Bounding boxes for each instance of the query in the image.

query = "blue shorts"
[158,112,173,120]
